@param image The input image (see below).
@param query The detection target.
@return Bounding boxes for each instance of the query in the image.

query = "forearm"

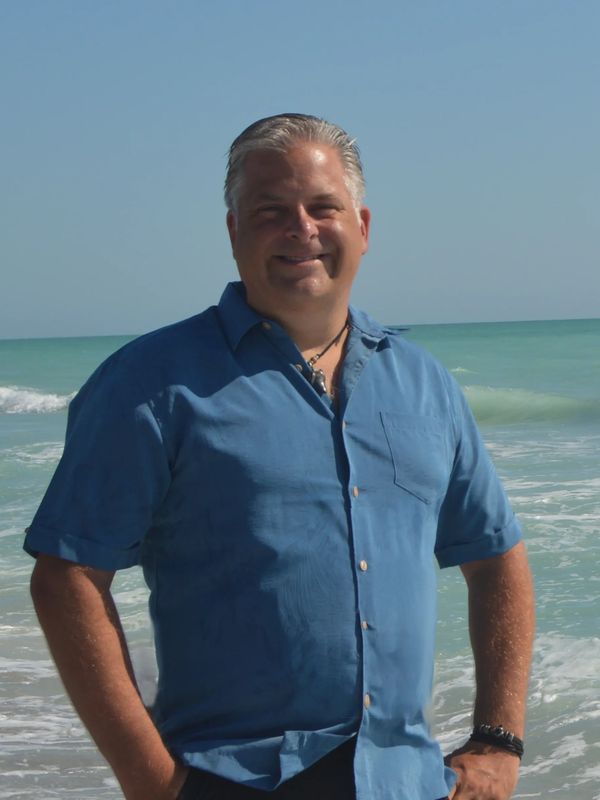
[31,555,186,800]
[446,543,535,799]
[464,541,535,736]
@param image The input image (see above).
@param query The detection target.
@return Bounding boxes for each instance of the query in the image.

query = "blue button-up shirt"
[25,282,521,799]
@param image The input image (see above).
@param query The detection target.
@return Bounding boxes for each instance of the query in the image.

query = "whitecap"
[520,733,589,776]
[2,442,64,465]
[0,386,75,414]
[528,633,600,703]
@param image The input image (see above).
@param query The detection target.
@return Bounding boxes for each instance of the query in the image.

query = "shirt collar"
[217,281,405,350]
[348,305,401,342]
[217,282,265,351]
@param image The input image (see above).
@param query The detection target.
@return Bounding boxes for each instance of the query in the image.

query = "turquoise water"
[1,319,599,798]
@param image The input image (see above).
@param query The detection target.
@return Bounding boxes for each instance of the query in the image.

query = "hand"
[445,740,520,800]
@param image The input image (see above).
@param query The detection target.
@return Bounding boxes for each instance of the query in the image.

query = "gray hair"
[224,113,366,213]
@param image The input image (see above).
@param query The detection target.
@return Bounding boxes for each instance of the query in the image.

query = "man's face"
[226,142,371,319]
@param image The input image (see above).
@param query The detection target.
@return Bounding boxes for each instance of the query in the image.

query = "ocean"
[1,318,599,799]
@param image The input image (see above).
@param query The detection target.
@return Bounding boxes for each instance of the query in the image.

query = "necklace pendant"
[311,368,328,394]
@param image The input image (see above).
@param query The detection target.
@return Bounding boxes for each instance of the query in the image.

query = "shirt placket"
[341,416,375,800]
[258,315,385,798]
[338,330,386,799]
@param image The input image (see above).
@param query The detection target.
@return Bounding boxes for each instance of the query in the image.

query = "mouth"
[276,253,327,265]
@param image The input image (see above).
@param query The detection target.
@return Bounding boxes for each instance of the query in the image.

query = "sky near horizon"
[1,1,599,339]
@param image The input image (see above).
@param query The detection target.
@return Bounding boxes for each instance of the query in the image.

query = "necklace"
[306,320,350,395]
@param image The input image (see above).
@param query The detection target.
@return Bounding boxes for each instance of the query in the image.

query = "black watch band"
[469,724,524,760]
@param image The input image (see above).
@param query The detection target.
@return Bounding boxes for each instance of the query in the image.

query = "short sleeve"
[434,376,522,568]
[24,352,171,570]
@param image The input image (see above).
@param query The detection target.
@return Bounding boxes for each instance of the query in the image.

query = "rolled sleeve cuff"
[23,525,140,571]
[435,514,523,569]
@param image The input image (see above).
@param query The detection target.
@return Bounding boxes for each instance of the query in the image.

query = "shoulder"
[72,306,223,410]
[389,333,463,423]
[97,306,222,375]
[385,329,444,370]
[351,306,463,427]
[353,305,456,389]
[109,306,221,370]
[351,305,443,370]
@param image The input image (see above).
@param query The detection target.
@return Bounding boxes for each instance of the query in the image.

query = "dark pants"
[177,739,357,799]
[177,739,450,800]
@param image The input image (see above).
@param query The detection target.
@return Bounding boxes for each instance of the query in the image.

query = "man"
[26,113,534,800]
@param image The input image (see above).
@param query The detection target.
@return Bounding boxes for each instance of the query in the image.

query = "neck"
[254,300,351,353]
[248,295,351,399]
[285,313,350,354]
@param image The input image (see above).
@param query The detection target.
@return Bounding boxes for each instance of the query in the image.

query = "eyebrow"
[311,193,343,204]
[253,192,343,204]
[254,192,284,203]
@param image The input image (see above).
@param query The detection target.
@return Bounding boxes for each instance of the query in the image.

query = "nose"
[286,205,318,241]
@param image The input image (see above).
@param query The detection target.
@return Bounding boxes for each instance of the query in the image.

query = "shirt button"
[294,363,303,372]
[359,560,368,572]
[342,420,348,429]
[261,321,272,330]
[361,620,369,630]
[352,486,359,497]
[364,693,371,709]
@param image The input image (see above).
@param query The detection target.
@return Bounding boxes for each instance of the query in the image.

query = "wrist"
[118,749,183,800]
[469,723,524,760]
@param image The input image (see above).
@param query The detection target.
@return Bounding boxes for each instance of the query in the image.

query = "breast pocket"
[380,412,450,505]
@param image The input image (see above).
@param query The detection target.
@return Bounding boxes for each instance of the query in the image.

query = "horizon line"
[1,315,599,343]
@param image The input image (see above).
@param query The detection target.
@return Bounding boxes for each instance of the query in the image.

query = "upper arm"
[31,553,116,601]
[459,541,531,585]
[24,351,171,572]
[435,374,522,568]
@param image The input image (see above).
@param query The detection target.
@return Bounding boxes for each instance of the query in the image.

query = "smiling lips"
[277,254,327,264]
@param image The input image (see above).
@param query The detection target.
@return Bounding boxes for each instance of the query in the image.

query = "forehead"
[238,143,349,202]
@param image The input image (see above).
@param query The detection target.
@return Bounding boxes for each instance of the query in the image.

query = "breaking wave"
[450,367,475,374]
[0,386,76,414]
[464,385,600,425]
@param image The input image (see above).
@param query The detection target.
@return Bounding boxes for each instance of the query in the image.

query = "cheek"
[233,231,262,262]
[329,219,363,243]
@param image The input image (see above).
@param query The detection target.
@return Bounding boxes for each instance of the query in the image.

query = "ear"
[359,206,371,254]
[226,211,237,249]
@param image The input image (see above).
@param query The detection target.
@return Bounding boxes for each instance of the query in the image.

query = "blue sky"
[2,1,598,338]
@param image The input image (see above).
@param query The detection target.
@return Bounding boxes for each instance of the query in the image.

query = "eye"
[311,204,338,218]
[255,206,285,220]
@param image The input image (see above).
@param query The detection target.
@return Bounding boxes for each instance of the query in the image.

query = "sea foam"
[1,442,64,466]
[0,386,75,414]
